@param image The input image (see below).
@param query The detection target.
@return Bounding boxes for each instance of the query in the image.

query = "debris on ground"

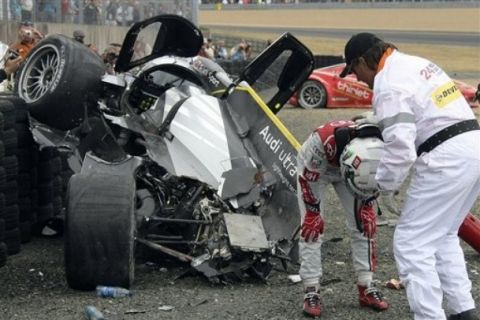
[287,274,302,283]
[385,279,404,290]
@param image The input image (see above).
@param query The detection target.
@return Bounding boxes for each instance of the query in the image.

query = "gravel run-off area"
[0,106,479,320]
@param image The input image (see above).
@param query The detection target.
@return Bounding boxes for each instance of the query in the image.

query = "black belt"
[417,119,480,156]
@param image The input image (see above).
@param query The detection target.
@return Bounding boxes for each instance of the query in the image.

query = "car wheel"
[15,35,106,130]
[298,80,327,109]
[65,173,136,290]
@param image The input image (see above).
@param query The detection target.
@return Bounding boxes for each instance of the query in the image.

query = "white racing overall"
[297,120,377,289]
[374,50,480,319]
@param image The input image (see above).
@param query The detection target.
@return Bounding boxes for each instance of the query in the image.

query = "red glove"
[301,211,324,242]
[358,202,377,238]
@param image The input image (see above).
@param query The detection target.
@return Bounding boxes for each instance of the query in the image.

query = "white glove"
[353,111,378,125]
[377,190,400,216]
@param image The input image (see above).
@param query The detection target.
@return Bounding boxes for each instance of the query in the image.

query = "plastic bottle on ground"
[84,305,105,320]
[96,285,132,298]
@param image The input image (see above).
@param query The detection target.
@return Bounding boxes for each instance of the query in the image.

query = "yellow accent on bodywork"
[237,86,301,151]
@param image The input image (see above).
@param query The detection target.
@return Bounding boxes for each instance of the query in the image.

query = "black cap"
[340,32,382,78]
[73,30,85,39]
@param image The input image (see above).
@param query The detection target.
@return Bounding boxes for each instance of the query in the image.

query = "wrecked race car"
[14,15,314,290]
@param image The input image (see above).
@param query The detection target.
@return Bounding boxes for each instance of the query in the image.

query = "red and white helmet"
[339,136,384,199]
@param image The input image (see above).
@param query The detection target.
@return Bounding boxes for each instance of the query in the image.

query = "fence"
[200,0,479,9]
[0,0,198,26]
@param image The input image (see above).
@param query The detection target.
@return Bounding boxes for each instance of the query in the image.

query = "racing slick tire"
[298,80,327,109]
[14,34,106,131]
[65,173,136,290]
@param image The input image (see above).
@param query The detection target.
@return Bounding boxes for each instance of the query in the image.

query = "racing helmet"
[339,136,384,199]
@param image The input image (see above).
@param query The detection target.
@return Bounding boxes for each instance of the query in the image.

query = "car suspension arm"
[136,238,193,262]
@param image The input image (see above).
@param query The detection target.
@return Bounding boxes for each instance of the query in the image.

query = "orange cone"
[458,213,480,254]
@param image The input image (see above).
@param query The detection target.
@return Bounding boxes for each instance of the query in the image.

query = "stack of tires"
[0,106,6,266]
[0,98,20,259]
[0,34,107,268]
[35,147,64,230]
[10,96,38,244]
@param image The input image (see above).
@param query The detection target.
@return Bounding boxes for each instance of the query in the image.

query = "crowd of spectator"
[201,0,470,3]
[198,38,254,62]
[1,18,261,84]
[6,0,194,26]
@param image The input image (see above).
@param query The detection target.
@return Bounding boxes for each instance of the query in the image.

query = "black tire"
[18,196,33,221]
[0,94,28,123]
[15,123,34,148]
[0,101,16,130]
[17,146,38,172]
[52,196,63,216]
[65,173,136,290]
[298,80,327,109]
[0,242,7,267]
[19,220,32,243]
[0,167,6,192]
[37,161,54,182]
[3,129,18,157]
[15,34,107,130]
[38,146,56,160]
[3,155,18,181]
[4,228,21,255]
[36,203,53,222]
[3,205,19,230]
[4,180,18,206]
[0,218,5,241]
[38,181,53,205]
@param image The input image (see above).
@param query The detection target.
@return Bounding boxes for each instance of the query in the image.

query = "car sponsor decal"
[342,149,353,162]
[302,167,319,182]
[335,81,371,100]
[431,81,462,109]
[192,59,221,87]
[352,156,362,169]
[259,125,297,185]
[299,176,318,205]
[50,45,66,92]
[323,135,336,161]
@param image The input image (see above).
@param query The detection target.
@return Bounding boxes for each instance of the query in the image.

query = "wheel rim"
[18,44,61,103]
[299,82,325,109]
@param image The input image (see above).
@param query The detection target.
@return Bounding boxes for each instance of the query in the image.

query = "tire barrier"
[0,93,71,267]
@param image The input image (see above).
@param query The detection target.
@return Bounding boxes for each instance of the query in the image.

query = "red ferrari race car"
[289,63,480,109]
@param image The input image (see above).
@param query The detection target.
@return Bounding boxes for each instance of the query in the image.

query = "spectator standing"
[115,1,125,26]
[84,0,100,24]
[19,0,33,21]
[144,2,156,19]
[123,0,135,26]
[10,21,44,59]
[105,0,119,25]
[244,42,252,59]
[102,43,121,74]
[215,40,228,60]
[61,0,70,22]
[39,0,57,22]
[230,41,247,62]
[132,0,141,24]
[340,32,480,320]
[0,55,24,83]
[10,0,22,21]
[61,0,78,23]
[203,38,215,59]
